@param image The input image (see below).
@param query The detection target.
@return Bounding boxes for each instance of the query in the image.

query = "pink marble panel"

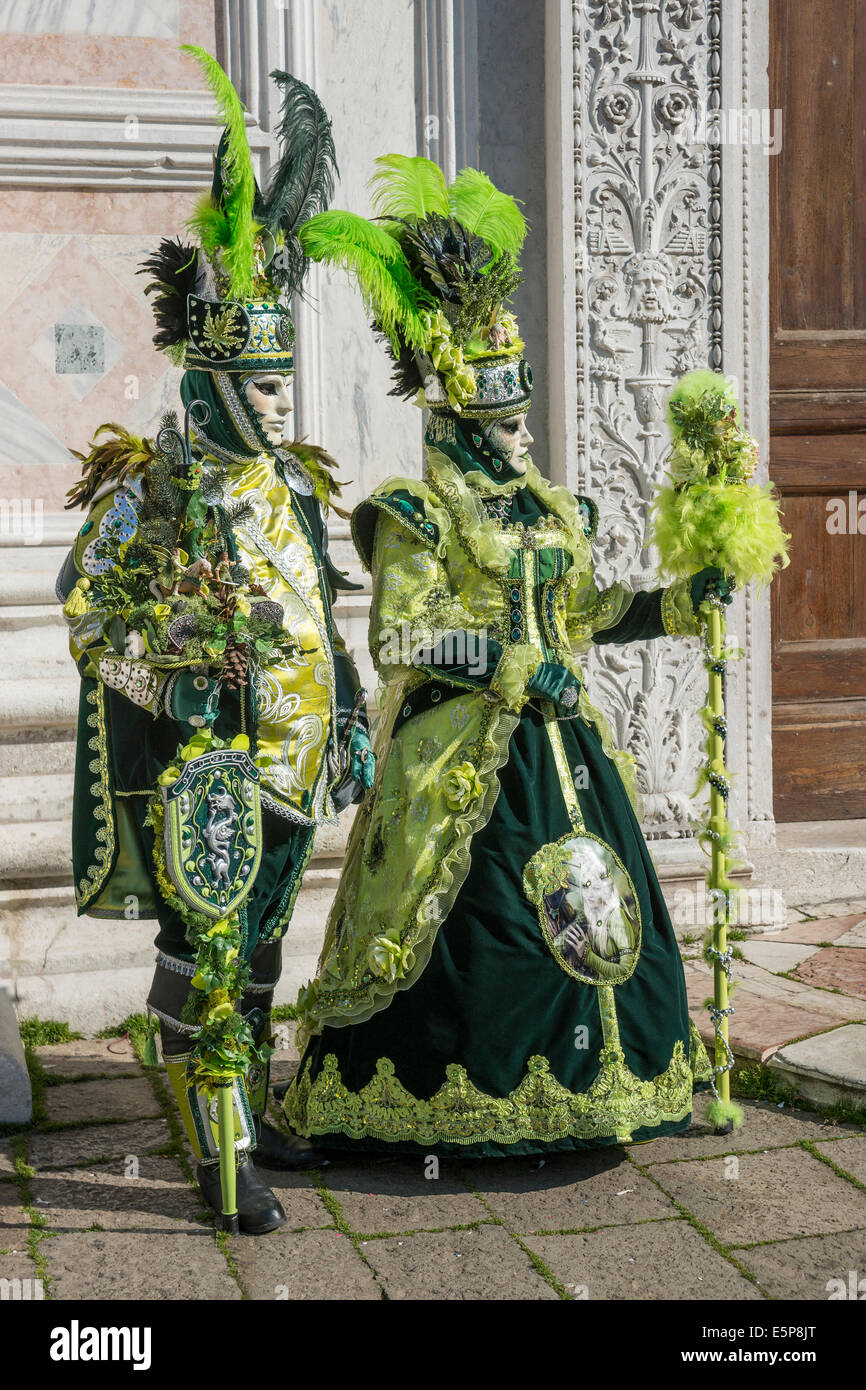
[0,190,196,236]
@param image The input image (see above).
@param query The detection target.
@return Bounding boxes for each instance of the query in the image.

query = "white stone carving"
[564,0,725,839]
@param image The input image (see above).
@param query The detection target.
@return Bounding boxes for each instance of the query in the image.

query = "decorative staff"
[651,370,790,1134]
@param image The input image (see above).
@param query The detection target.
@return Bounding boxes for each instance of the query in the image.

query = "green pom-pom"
[667,369,741,430]
[706,1097,744,1131]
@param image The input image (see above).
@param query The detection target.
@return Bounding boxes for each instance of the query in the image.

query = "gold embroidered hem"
[284,1035,707,1148]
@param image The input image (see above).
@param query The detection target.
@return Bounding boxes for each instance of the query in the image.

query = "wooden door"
[769,0,866,821]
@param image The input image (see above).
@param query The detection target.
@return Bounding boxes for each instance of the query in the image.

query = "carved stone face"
[243,372,294,445]
[486,414,533,473]
[627,260,671,322]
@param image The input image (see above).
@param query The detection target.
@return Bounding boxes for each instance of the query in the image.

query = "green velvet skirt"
[285,705,712,1157]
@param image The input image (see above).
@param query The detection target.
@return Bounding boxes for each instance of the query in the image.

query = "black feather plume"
[138,238,198,351]
[261,71,338,294]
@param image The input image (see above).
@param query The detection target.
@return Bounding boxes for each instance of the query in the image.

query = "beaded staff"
[651,371,790,1132]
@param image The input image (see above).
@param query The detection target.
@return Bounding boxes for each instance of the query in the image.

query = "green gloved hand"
[166,669,219,728]
[349,726,375,791]
[528,662,581,713]
[690,566,736,613]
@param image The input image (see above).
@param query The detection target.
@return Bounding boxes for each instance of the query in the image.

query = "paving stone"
[733,961,866,1021]
[0,1257,44,1300]
[246,1165,333,1230]
[801,902,866,920]
[363,1224,559,1300]
[28,1119,171,1170]
[30,1155,206,1233]
[322,1158,489,1234]
[227,1228,381,1300]
[736,1229,866,1300]
[525,1219,763,1300]
[627,1093,850,1164]
[752,914,865,946]
[740,941,819,973]
[646,1147,866,1247]
[814,1135,866,1186]
[835,923,866,948]
[0,995,31,1125]
[793,948,866,999]
[44,1230,241,1300]
[0,1141,15,1178]
[769,1024,866,1107]
[465,1149,674,1233]
[0,1184,28,1238]
[33,1038,142,1079]
[43,1077,162,1125]
[686,971,840,1062]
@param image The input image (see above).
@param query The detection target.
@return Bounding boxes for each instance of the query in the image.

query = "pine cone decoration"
[221,643,249,690]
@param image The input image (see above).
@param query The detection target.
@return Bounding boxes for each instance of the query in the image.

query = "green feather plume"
[181,45,257,300]
[448,167,527,261]
[261,70,338,293]
[652,480,790,591]
[369,154,449,223]
[298,210,433,352]
[652,371,790,590]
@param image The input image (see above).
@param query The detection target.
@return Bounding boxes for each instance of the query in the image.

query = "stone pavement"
[2,1032,865,1301]
[683,898,866,1104]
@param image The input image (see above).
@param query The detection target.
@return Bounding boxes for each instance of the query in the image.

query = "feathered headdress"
[139,47,338,374]
[298,154,531,420]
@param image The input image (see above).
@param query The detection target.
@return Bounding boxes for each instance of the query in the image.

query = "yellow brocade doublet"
[218,452,335,824]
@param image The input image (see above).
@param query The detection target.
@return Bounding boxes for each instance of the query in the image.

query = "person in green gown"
[279,155,728,1157]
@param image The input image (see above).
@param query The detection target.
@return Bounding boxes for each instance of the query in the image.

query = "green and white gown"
[283,426,713,1157]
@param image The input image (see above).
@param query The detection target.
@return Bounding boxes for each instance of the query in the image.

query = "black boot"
[253,1114,329,1171]
[196,1153,286,1235]
[240,943,329,1171]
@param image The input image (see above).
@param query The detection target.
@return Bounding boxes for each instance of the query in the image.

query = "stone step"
[0,818,73,884]
[767,1024,866,1107]
[4,874,336,1031]
[0,677,79,733]
[0,772,74,823]
[0,739,75,779]
[0,602,65,632]
[0,544,69,574]
[0,572,61,607]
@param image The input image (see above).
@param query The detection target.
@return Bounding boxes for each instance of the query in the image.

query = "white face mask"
[242,372,294,446]
[485,414,533,474]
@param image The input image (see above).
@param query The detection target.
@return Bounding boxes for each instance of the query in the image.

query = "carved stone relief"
[573,0,722,837]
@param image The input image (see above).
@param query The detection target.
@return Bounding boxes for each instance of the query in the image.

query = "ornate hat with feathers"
[297,154,531,422]
[139,46,337,376]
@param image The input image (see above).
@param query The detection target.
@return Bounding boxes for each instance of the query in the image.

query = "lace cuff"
[661,578,702,637]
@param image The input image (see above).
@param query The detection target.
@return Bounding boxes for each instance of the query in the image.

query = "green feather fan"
[369,154,450,223]
[181,45,258,301]
[448,167,527,261]
[298,210,434,352]
[651,371,790,590]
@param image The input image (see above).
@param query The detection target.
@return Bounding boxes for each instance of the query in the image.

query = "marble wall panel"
[0,0,214,88]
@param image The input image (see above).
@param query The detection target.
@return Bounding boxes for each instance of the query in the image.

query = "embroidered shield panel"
[524,831,641,987]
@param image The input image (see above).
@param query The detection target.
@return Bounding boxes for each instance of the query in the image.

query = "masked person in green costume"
[274,154,733,1159]
[57,49,373,1230]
